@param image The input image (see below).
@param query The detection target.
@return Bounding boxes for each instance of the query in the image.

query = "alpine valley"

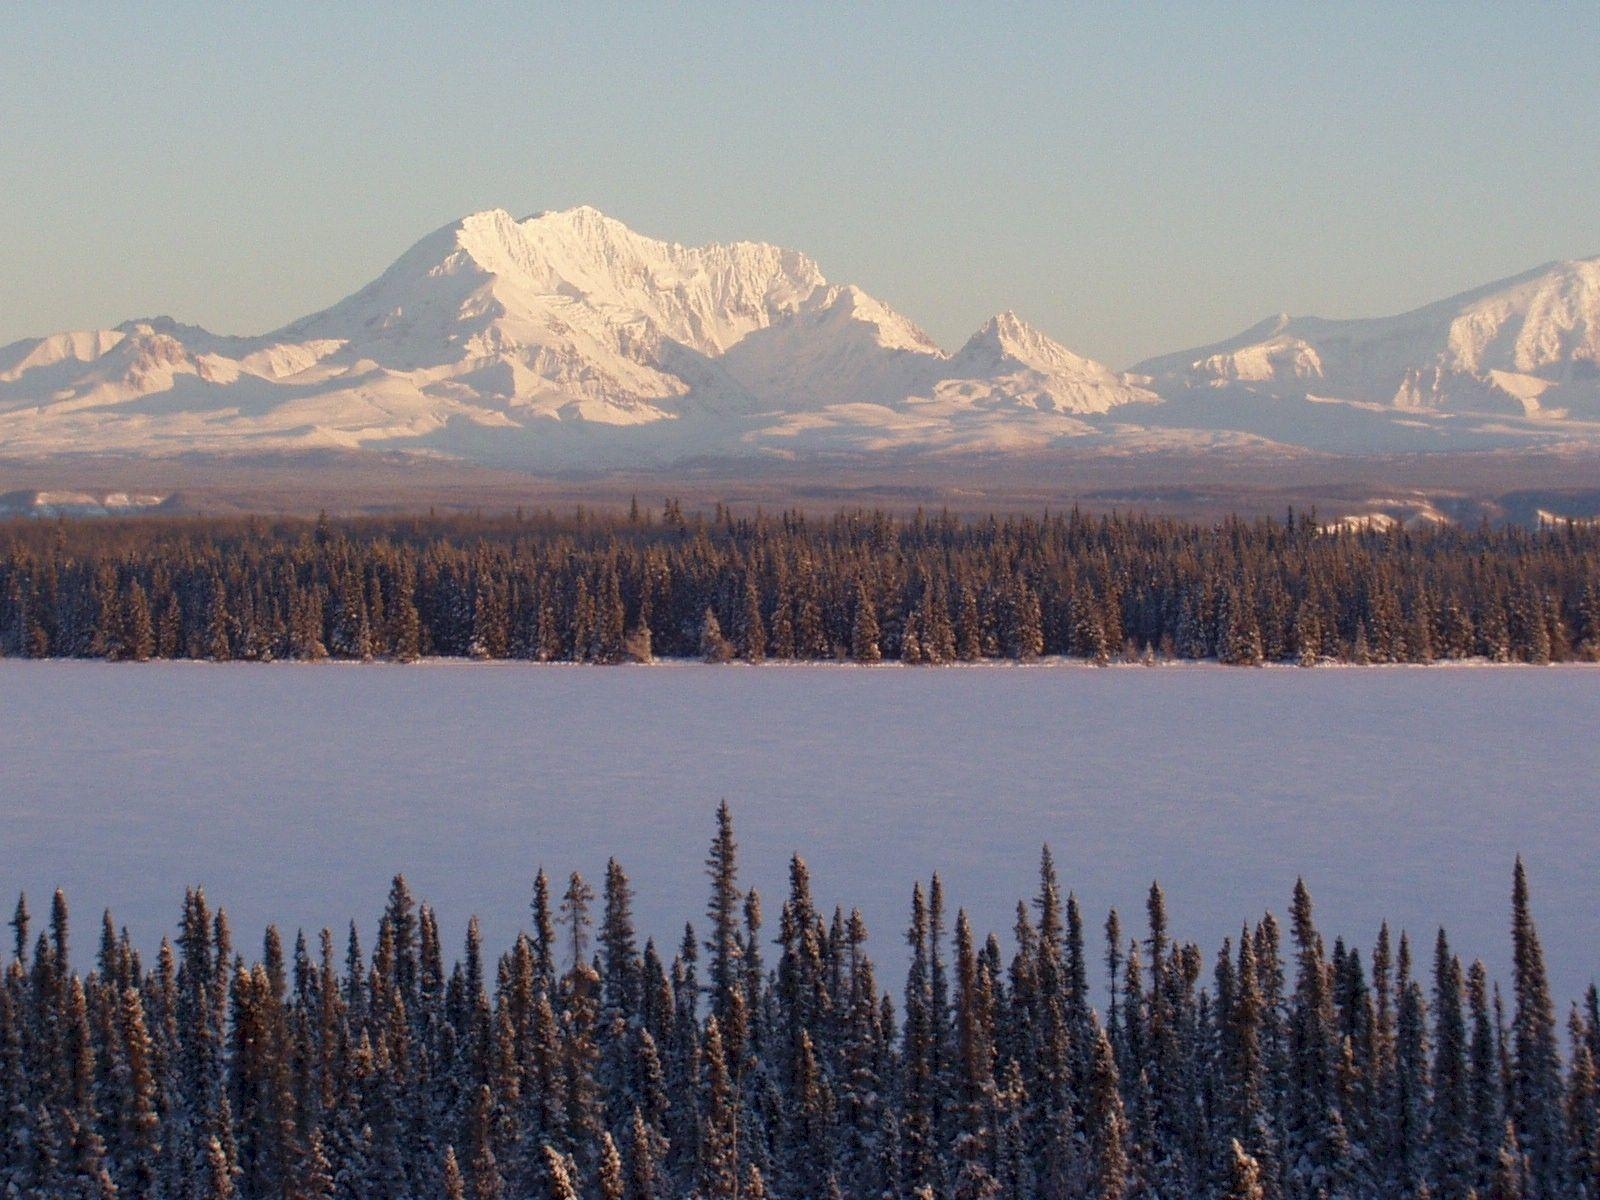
[3,206,1599,469]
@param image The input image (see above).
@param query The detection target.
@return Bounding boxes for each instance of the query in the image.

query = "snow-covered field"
[1,661,1595,1005]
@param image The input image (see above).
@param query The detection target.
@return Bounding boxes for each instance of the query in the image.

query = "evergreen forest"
[1,804,1596,1200]
[2,505,1599,666]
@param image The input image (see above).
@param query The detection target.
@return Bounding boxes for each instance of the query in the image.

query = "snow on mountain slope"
[725,307,1169,454]
[0,207,1157,461]
[0,328,127,382]
[719,285,946,413]
[266,205,835,424]
[929,311,1158,415]
[1135,257,1600,419]
[1,208,1597,464]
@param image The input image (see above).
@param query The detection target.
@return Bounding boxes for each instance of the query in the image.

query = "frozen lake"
[1,661,1596,1006]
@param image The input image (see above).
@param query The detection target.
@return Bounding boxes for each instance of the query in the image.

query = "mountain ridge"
[2,208,1597,464]
[1133,255,1600,420]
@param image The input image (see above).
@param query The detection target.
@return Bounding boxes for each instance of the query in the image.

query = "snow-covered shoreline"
[4,653,1597,670]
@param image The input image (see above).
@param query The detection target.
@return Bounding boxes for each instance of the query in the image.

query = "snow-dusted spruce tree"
[850,578,882,663]
[700,607,733,663]
[1224,1138,1266,1200]
[1394,931,1430,1194]
[736,573,767,664]
[1430,930,1473,1197]
[1511,857,1566,1199]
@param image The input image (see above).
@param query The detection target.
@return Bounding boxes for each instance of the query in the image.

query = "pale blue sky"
[3,3,1597,367]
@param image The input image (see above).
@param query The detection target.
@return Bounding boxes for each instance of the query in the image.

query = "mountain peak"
[933,311,1154,415]
[525,203,613,224]
[274,204,836,367]
[518,204,642,244]
[957,311,1103,376]
[1254,313,1295,337]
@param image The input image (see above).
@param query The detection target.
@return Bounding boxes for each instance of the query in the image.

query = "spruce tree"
[1087,1026,1130,1200]
[468,1084,504,1200]
[1396,932,1432,1196]
[737,574,767,664]
[700,608,733,663]
[597,1131,625,1200]
[1565,1010,1600,1200]
[114,985,161,1198]
[1468,959,1505,1193]
[561,872,595,976]
[1511,860,1565,1199]
[851,579,882,663]
[203,1135,235,1200]
[600,859,641,1024]
[443,1146,466,1200]
[1431,930,1472,1199]
[593,567,627,664]
[298,1128,336,1200]
[1491,1120,1526,1200]
[543,1145,580,1200]
[902,882,937,1192]
[1224,1138,1266,1200]
[699,1016,740,1200]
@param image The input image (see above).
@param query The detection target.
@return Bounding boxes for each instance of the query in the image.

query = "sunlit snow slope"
[1134,258,1600,425]
[2,209,1597,464]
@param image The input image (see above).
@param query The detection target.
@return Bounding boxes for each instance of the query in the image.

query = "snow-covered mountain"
[1,209,1597,465]
[940,311,1152,414]
[1134,257,1600,421]
[0,207,1159,464]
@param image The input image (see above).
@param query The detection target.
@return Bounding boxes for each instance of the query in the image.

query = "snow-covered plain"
[1,661,1595,1006]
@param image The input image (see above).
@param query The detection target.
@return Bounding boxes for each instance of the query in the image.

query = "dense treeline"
[3,804,1596,1200]
[2,505,1599,666]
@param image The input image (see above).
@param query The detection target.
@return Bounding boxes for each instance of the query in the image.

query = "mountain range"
[2,206,1598,466]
